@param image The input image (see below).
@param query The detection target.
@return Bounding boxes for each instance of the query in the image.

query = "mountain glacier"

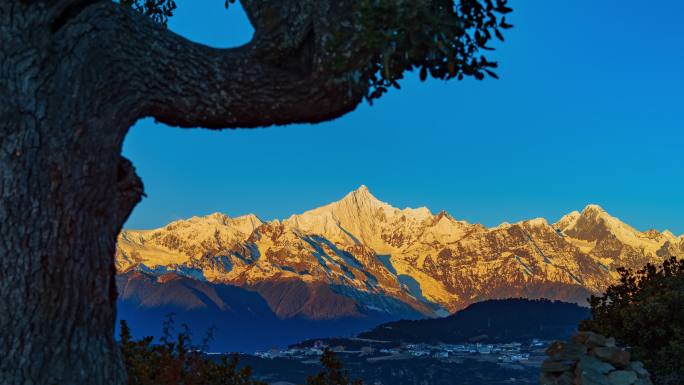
[117,186,683,324]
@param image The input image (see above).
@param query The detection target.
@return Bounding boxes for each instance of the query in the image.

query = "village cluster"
[255,338,548,364]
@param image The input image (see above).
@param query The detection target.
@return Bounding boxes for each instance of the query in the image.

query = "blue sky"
[124,1,684,234]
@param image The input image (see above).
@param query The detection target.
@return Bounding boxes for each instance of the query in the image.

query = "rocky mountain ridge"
[116,186,683,320]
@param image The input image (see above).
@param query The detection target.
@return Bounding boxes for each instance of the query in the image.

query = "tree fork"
[0,1,365,384]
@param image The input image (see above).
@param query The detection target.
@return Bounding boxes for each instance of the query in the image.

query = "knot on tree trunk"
[116,156,144,229]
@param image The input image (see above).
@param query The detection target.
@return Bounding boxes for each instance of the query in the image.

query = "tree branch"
[99,1,366,130]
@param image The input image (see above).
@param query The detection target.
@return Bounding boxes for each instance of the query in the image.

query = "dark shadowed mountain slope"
[358,298,590,343]
[116,271,422,352]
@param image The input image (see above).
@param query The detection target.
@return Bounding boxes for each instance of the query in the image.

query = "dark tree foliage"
[305,350,363,385]
[121,0,178,26]
[119,318,362,385]
[360,298,590,343]
[119,318,266,385]
[348,0,512,101]
[580,257,684,385]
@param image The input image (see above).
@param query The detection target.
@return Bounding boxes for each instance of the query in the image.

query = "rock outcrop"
[541,331,652,385]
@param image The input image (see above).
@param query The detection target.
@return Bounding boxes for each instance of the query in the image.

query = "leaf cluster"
[580,257,684,385]
[121,0,178,26]
[119,316,266,385]
[327,0,512,101]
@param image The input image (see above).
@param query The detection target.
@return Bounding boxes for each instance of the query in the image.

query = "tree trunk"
[0,120,142,385]
[0,1,363,384]
[0,103,144,384]
[0,4,143,384]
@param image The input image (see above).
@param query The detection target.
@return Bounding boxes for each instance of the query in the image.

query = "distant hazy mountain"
[115,186,683,350]
[358,298,590,343]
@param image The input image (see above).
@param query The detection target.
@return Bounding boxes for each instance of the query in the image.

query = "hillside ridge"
[117,186,683,322]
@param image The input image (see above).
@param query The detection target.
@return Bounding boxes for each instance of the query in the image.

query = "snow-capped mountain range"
[116,185,683,323]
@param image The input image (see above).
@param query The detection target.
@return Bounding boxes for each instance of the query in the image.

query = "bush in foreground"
[580,256,684,385]
[119,319,265,385]
[119,318,362,385]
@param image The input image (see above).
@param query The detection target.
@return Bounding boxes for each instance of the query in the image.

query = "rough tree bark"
[0,1,364,384]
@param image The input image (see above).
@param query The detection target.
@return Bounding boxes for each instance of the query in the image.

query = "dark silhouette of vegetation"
[119,317,362,385]
[360,298,589,343]
[120,0,177,25]
[305,350,363,385]
[119,317,266,385]
[580,257,684,385]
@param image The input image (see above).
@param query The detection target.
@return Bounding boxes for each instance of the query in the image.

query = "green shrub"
[580,256,684,385]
